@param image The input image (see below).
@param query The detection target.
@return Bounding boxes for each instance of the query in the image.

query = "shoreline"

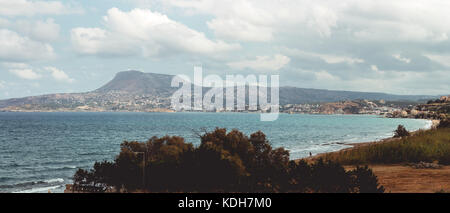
[298,119,440,163]
[294,119,450,193]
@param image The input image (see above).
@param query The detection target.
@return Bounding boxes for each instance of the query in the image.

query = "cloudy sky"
[1,0,449,99]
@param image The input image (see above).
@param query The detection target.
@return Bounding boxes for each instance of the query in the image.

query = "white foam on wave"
[13,185,64,193]
[44,178,64,184]
[424,120,433,130]
[9,178,65,193]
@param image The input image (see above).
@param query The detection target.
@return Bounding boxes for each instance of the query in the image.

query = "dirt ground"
[345,165,450,193]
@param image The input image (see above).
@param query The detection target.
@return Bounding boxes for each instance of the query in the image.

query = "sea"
[0,112,431,193]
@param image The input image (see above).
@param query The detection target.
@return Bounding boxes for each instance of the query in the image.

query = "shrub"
[349,166,384,193]
[309,159,353,193]
[394,125,410,138]
[73,128,384,193]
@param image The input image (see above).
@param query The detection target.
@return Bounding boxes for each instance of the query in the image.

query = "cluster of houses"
[387,95,450,120]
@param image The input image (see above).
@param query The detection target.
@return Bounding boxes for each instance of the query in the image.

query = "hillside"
[94,71,435,104]
[95,71,177,96]
[278,87,432,105]
[0,71,438,112]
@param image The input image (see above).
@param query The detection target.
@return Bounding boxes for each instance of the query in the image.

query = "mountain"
[278,87,433,105]
[94,71,435,103]
[0,71,437,111]
[95,71,176,96]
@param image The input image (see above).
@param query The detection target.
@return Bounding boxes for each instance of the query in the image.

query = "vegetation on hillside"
[72,128,383,193]
[324,126,450,165]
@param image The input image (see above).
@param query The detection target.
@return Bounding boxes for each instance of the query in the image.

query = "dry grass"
[322,128,450,165]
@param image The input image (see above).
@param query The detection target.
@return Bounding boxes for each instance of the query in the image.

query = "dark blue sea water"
[0,112,430,193]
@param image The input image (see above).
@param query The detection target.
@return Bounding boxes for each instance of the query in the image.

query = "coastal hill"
[96,71,434,103]
[95,71,176,96]
[279,87,432,104]
[0,71,438,112]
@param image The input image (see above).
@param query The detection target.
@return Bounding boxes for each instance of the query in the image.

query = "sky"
[0,0,450,99]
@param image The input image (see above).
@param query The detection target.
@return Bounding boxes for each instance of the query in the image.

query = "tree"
[309,159,353,193]
[73,128,385,193]
[349,166,384,193]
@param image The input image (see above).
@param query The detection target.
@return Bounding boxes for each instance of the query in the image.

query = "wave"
[13,185,65,193]
[44,165,78,171]
[44,178,64,184]
[0,178,64,190]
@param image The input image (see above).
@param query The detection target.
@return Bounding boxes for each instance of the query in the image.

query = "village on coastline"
[2,95,449,122]
[282,95,450,119]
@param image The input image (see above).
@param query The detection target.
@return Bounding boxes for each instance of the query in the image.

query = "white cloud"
[9,68,41,80]
[370,64,386,75]
[4,64,74,83]
[342,0,450,42]
[0,18,60,42]
[0,0,82,16]
[315,70,338,81]
[307,5,338,38]
[424,53,450,67]
[14,19,60,42]
[164,0,450,43]
[0,29,54,61]
[71,8,239,57]
[1,62,29,69]
[207,18,273,42]
[165,0,339,41]
[0,17,9,26]
[71,27,114,55]
[46,67,74,83]
[283,48,364,65]
[227,54,290,71]
[370,65,379,72]
[392,54,411,64]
